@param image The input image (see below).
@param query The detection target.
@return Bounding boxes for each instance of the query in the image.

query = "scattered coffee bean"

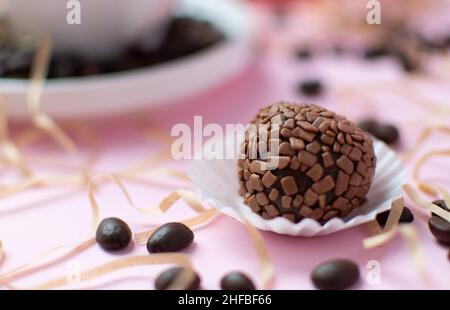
[396,52,418,73]
[298,80,323,96]
[155,267,201,290]
[357,119,400,145]
[0,17,224,79]
[433,200,449,212]
[376,207,414,227]
[311,259,360,290]
[96,217,132,251]
[428,214,450,245]
[374,124,400,145]
[220,272,256,290]
[147,222,194,253]
[358,119,378,133]
[364,46,391,59]
[295,48,312,60]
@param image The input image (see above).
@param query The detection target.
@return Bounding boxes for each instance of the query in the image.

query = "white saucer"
[0,0,255,119]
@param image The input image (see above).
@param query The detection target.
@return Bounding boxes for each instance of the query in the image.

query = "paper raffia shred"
[29,254,192,290]
[243,219,274,290]
[0,238,96,284]
[0,95,32,177]
[412,149,450,195]
[166,267,198,290]
[402,125,450,162]
[403,184,450,222]
[27,37,76,154]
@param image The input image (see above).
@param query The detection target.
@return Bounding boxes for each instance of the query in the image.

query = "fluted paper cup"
[189,134,405,236]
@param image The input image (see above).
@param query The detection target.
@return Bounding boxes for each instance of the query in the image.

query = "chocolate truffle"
[238,103,376,223]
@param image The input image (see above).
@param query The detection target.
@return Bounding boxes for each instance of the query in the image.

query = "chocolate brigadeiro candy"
[220,272,256,290]
[428,200,450,246]
[96,217,132,251]
[147,222,194,253]
[311,259,360,290]
[155,267,201,290]
[238,102,376,224]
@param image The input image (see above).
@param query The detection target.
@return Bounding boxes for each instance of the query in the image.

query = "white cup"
[5,0,179,59]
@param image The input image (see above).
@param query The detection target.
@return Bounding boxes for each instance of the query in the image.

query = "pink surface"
[1,8,450,290]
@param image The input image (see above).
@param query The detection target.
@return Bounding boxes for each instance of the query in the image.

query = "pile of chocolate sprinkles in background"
[238,102,377,224]
[0,17,225,79]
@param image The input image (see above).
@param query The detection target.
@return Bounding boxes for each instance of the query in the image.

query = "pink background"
[1,5,450,290]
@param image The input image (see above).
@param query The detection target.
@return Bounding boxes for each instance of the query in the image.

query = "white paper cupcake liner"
[189,134,405,236]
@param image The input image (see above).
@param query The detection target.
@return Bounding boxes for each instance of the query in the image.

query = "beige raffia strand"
[402,125,450,163]
[363,225,428,278]
[15,120,101,172]
[0,174,84,198]
[0,238,96,285]
[364,197,404,238]
[28,37,76,154]
[166,267,198,290]
[135,209,218,244]
[28,254,192,290]
[243,220,274,290]
[0,241,3,265]
[412,149,450,195]
[403,184,450,222]
[0,95,32,177]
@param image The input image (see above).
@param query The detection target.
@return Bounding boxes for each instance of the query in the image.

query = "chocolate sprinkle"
[238,103,376,223]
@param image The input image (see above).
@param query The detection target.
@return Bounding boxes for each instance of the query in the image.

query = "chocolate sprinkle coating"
[238,103,376,223]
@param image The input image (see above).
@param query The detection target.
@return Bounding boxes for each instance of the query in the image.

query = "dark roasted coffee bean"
[359,119,400,145]
[396,52,418,72]
[298,80,323,96]
[433,200,449,211]
[96,217,132,250]
[220,272,256,290]
[358,119,378,133]
[49,54,83,78]
[155,267,200,290]
[364,46,391,59]
[296,48,312,60]
[147,222,194,253]
[428,215,450,245]
[311,259,359,290]
[376,207,414,227]
[374,124,400,145]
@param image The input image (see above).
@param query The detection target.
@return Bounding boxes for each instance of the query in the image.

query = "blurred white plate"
[0,0,255,119]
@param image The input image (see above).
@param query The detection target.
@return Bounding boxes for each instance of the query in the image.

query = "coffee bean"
[155,267,200,290]
[358,119,399,145]
[433,200,449,212]
[147,222,194,253]
[220,272,256,290]
[396,52,418,72]
[376,207,414,227]
[49,54,83,78]
[298,80,323,96]
[311,259,359,290]
[296,48,312,60]
[364,46,391,59]
[96,217,132,250]
[428,215,450,245]
[358,119,378,133]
